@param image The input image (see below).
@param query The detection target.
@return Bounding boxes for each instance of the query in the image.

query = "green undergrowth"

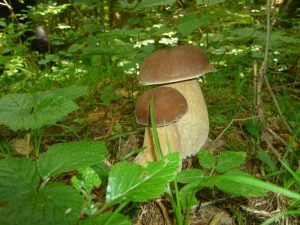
[0,0,299,224]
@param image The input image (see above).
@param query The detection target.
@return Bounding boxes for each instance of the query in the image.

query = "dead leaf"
[118,135,140,159]
[190,205,235,225]
[85,111,106,123]
[12,138,33,156]
[204,138,227,152]
[280,133,299,149]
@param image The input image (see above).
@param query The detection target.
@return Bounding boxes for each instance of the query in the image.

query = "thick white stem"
[165,79,209,158]
[134,123,181,165]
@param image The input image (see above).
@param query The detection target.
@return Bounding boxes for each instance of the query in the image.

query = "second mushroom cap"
[135,86,188,126]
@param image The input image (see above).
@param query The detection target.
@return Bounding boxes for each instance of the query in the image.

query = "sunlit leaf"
[106,153,180,203]
[71,167,102,194]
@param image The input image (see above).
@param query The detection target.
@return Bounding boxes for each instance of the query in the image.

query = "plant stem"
[103,201,129,225]
[149,97,163,159]
[150,97,183,224]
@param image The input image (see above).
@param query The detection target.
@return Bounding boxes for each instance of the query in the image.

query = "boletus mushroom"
[135,86,187,165]
[139,45,215,158]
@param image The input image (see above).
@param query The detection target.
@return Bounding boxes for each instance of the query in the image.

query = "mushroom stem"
[134,123,181,165]
[164,79,209,158]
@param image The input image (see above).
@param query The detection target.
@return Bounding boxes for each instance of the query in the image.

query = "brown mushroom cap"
[140,45,215,85]
[136,87,187,126]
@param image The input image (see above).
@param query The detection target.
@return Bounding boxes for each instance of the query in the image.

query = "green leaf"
[74,0,99,6]
[106,153,180,203]
[177,13,203,36]
[38,86,89,100]
[0,158,39,203]
[215,171,266,197]
[31,94,78,129]
[215,151,246,173]
[79,212,131,225]
[101,85,122,106]
[218,172,300,201]
[135,0,176,10]
[117,0,138,10]
[67,43,86,53]
[0,183,83,225]
[37,141,107,180]
[0,93,78,131]
[179,182,199,211]
[177,168,204,184]
[71,167,102,195]
[198,149,216,169]
[245,120,260,139]
[177,12,216,36]
[196,0,225,5]
[256,150,276,171]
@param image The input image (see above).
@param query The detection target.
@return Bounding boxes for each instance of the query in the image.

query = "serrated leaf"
[37,141,107,180]
[215,151,246,173]
[177,168,204,184]
[135,0,176,10]
[198,149,216,169]
[0,182,83,225]
[31,94,78,129]
[37,86,89,100]
[79,212,131,225]
[71,167,102,194]
[0,158,39,203]
[0,93,78,131]
[106,153,179,203]
[67,43,86,53]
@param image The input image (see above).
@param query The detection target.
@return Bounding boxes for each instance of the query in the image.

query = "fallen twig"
[156,199,172,225]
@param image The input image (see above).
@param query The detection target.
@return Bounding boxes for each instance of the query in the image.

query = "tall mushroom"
[139,45,215,158]
[135,86,187,165]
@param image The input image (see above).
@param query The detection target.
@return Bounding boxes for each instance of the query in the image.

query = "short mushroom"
[135,86,187,165]
[139,45,215,158]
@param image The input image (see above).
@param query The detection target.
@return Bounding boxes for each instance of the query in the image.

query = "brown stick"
[156,199,172,225]
[255,0,272,123]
